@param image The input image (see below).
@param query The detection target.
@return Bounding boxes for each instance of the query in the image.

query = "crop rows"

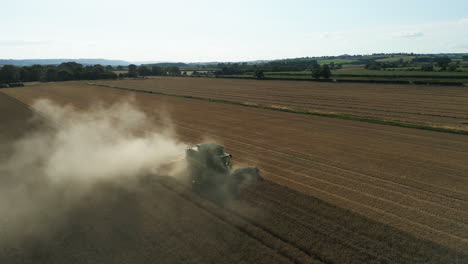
[95,77,468,131]
[2,82,467,263]
[0,92,300,264]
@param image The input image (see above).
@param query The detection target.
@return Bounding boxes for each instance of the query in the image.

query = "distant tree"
[19,67,31,82]
[28,65,44,81]
[45,68,58,81]
[138,66,151,76]
[167,66,181,75]
[448,64,458,72]
[80,66,92,79]
[105,65,113,71]
[420,64,434,72]
[312,67,322,79]
[254,69,265,79]
[221,67,230,75]
[0,62,117,83]
[92,64,105,73]
[58,62,83,78]
[128,64,138,77]
[0,65,20,83]
[309,60,319,70]
[100,72,118,79]
[434,57,451,70]
[57,69,73,81]
[365,63,381,70]
[321,64,332,79]
[77,64,106,80]
[463,55,468,61]
[151,66,165,76]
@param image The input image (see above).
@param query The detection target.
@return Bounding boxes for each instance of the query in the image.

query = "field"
[264,69,468,78]
[218,74,468,86]
[226,67,468,85]
[94,77,468,132]
[332,70,468,78]
[374,55,417,62]
[1,80,467,263]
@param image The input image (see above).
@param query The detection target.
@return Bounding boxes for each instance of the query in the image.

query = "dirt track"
[95,77,468,131]
[1,82,467,263]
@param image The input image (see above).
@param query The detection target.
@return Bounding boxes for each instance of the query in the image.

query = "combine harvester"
[186,143,263,201]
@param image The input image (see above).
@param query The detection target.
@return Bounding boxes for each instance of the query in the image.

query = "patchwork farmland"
[1,79,467,263]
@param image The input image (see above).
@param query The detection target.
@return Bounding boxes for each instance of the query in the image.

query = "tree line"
[0,62,117,83]
[125,64,181,78]
[213,58,341,75]
[212,59,336,79]
[365,56,463,72]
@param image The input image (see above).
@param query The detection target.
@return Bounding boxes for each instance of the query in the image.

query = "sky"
[1,0,468,62]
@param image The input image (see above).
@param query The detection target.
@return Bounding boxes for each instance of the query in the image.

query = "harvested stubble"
[1,81,467,263]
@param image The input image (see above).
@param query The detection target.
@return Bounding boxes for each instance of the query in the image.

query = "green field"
[332,69,468,78]
[185,53,468,85]
[315,58,359,64]
[244,69,468,78]
[375,55,416,62]
[215,73,468,85]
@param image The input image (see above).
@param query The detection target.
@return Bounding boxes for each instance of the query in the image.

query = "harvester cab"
[186,143,262,200]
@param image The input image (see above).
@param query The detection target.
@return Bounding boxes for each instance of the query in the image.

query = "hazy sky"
[2,0,468,62]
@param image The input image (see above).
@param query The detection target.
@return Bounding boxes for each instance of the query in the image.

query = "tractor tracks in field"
[148,115,468,252]
[7,86,467,245]
[4,83,468,263]
[154,174,465,264]
[255,166,467,243]
[162,116,468,205]
[95,80,468,113]
[229,147,468,223]
[125,85,468,120]
[87,82,468,135]
[0,91,321,264]
[92,80,468,132]
[155,176,326,264]
[170,116,468,199]
[87,82,468,152]
[241,187,420,264]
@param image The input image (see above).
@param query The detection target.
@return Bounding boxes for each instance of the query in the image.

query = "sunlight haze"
[2,0,468,61]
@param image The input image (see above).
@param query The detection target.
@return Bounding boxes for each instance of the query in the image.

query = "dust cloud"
[0,99,187,246]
